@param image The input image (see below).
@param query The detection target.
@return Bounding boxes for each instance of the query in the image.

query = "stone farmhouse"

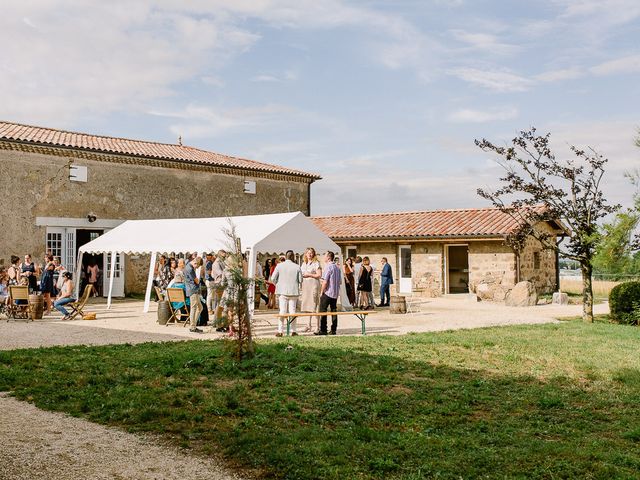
[0,121,319,295]
[312,208,565,299]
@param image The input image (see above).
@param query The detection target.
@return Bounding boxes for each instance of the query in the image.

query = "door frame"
[444,244,469,294]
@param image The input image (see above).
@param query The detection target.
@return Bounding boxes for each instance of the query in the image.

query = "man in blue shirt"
[377,257,394,307]
[315,251,342,335]
[184,257,203,333]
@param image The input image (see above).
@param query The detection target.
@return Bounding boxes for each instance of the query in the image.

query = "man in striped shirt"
[315,251,342,335]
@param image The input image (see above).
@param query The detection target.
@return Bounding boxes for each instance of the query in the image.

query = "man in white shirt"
[270,250,302,337]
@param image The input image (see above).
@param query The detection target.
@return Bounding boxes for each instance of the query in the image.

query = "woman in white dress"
[300,247,322,332]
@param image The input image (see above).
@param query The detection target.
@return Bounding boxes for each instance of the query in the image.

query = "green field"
[1,321,640,479]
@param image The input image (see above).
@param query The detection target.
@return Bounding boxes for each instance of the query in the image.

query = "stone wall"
[340,241,445,298]
[518,235,557,294]
[339,239,523,299]
[411,243,444,297]
[467,241,517,301]
[344,242,397,296]
[0,145,312,293]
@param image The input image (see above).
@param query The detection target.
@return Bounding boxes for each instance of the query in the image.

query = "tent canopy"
[78,211,340,256]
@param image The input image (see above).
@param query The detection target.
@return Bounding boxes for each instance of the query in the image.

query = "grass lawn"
[1,322,640,479]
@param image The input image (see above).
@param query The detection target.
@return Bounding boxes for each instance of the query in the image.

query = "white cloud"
[0,1,435,126]
[252,75,280,82]
[449,68,533,92]
[310,120,639,216]
[251,70,299,82]
[311,165,501,215]
[555,0,640,25]
[449,29,519,55]
[0,3,259,125]
[551,121,640,210]
[535,67,584,82]
[590,54,640,76]
[150,103,294,139]
[201,76,225,87]
[447,106,518,123]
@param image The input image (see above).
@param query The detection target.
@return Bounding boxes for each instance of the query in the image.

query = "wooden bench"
[275,310,377,336]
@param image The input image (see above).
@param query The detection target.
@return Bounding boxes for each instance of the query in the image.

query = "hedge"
[609,281,640,324]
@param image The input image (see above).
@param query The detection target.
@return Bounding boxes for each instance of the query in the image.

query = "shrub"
[609,281,640,323]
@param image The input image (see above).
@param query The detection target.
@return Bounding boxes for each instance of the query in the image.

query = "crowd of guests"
[260,248,394,337]
[0,252,77,319]
[153,251,230,334]
[1,247,395,334]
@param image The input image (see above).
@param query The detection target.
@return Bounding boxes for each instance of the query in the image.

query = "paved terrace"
[0,296,609,350]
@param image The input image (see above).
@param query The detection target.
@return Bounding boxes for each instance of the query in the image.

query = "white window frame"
[345,246,357,260]
[398,244,412,294]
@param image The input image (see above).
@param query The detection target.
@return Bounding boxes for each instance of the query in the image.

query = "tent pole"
[107,251,117,310]
[247,248,256,320]
[74,250,83,298]
[143,252,157,313]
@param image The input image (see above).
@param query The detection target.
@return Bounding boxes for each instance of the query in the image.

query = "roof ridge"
[312,206,503,219]
[0,119,184,149]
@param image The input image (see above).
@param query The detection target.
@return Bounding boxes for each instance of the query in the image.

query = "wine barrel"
[389,296,406,314]
[157,300,171,325]
[29,294,44,320]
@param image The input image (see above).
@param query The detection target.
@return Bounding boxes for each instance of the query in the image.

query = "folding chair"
[165,287,190,327]
[154,286,165,302]
[7,286,31,321]
[66,284,94,320]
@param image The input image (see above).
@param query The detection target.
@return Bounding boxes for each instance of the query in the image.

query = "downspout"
[307,181,312,216]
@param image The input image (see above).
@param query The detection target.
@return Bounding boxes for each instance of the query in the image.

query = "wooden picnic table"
[275,310,377,336]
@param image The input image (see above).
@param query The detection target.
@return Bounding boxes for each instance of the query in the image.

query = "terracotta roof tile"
[312,208,540,240]
[0,120,319,179]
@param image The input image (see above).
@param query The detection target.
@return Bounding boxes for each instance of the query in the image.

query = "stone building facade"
[0,121,318,295]
[312,208,564,299]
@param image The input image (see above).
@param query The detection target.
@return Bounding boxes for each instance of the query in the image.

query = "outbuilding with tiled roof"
[312,208,564,298]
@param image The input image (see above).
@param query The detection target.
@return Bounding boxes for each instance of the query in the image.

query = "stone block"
[552,292,569,305]
[505,281,538,307]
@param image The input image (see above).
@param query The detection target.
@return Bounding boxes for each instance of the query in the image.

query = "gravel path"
[0,394,247,480]
[0,319,191,351]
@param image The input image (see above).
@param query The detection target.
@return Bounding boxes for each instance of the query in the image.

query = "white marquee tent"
[77,212,340,313]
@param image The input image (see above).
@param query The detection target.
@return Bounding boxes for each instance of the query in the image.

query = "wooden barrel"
[389,296,406,314]
[29,294,44,320]
[157,300,171,325]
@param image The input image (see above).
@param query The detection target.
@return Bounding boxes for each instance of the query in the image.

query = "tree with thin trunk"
[221,220,254,360]
[476,128,619,322]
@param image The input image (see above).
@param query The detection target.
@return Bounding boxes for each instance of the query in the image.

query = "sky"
[1,0,639,216]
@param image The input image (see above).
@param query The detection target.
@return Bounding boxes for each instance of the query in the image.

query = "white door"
[398,245,412,293]
[65,228,76,272]
[104,252,125,297]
